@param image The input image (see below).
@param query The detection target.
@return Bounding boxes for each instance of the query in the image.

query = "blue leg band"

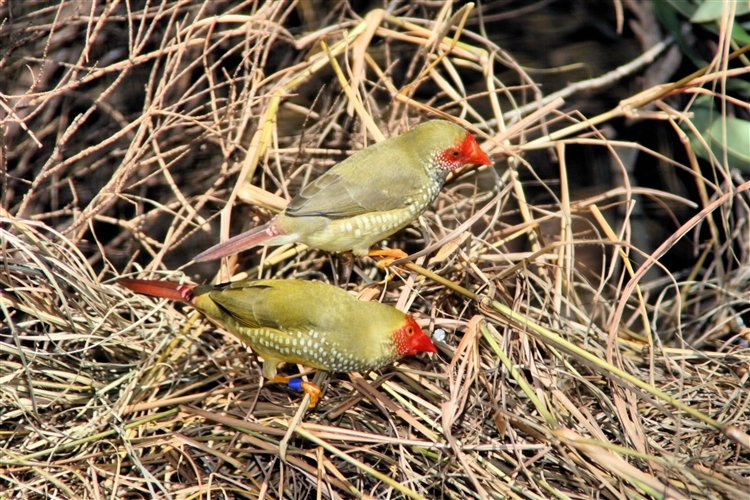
[287,378,303,391]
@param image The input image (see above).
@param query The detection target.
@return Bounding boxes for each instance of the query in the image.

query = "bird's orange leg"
[270,375,321,408]
[368,248,409,269]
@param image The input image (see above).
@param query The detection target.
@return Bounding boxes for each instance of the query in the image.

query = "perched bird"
[194,120,491,262]
[118,278,436,407]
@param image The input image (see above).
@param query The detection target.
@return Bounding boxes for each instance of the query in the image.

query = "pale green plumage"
[118,277,435,408]
[191,279,417,378]
[276,120,468,255]
[193,120,490,261]
[284,120,466,218]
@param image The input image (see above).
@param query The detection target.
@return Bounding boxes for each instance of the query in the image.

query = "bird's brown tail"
[118,278,193,302]
[192,221,274,262]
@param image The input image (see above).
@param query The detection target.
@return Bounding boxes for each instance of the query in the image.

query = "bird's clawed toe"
[368,248,409,269]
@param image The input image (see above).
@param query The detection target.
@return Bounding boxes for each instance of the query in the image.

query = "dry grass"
[2,1,750,499]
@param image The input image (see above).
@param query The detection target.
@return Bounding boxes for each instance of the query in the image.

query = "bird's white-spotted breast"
[230,322,397,375]
[304,187,441,255]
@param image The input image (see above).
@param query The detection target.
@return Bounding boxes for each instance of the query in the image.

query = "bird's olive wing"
[207,281,314,331]
[206,282,267,330]
[285,143,425,219]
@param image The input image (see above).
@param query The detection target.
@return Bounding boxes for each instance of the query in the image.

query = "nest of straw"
[2,1,749,499]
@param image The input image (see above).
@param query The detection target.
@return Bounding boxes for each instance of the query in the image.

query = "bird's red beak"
[461,132,492,166]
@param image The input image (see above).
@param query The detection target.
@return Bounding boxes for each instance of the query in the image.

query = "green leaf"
[691,1,750,23]
[686,99,750,172]
[731,22,750,45]
[713,116,750,171]
[654,0,705,65]
[662,0,697,18]
[725,78,750,97]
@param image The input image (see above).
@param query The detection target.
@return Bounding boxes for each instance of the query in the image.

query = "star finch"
[194,120,491,262]
[118,278,436,407]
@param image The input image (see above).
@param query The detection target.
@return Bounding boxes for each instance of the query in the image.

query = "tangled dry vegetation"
[2,1,750,499]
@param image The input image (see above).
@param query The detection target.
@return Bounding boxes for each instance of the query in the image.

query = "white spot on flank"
[345,222,353,233]
[355,229,361,238]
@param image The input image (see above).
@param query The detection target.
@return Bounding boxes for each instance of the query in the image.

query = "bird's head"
[392,316,438,357]
[409,120,492,173]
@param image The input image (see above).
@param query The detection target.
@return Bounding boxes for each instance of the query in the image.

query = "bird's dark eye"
[408,327,414,334]
[451,150,460,158]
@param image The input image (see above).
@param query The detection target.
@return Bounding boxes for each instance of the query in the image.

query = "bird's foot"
[368,248,409,269]
[274,375,321,408]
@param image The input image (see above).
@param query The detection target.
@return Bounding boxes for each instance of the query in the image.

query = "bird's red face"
[393,316,438,357]
[435,131,492,171]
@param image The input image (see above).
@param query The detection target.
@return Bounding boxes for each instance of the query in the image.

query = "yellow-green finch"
[194,120,491,262]
[118,278,436,407]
